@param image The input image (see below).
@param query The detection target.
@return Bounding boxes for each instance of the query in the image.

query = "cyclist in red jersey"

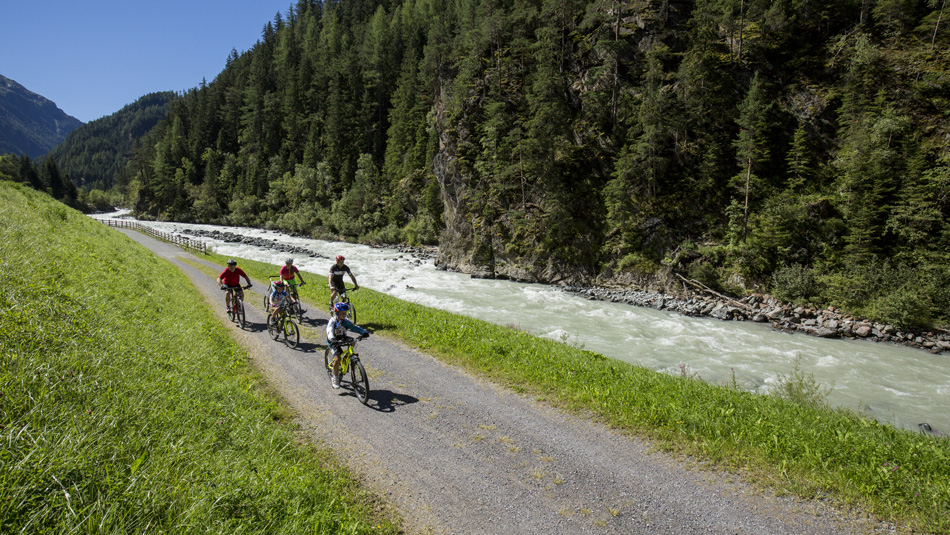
[218,259,252,312]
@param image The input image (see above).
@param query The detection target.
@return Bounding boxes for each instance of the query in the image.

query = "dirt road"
[118,228,888,535]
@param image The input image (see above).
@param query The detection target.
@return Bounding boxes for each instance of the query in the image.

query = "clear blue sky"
[1,1,291,123]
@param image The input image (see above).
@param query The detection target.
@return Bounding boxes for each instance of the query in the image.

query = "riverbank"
[171,224,950,355]
[563,282,950,355]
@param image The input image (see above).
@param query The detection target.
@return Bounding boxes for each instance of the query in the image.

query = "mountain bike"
[221,285,251,329]
[330,286,357,324]
[267,302,300,349]
[324,335,369,404]
[267,275,305,322]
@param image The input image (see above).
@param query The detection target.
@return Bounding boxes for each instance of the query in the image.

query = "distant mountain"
[0,74,82,158]
[45,91,177,188]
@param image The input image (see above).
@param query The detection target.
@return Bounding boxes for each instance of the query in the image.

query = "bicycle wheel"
[351,358,370,405]
[236,300,246,329]
[267,312,280,340]
[227,297,235,322]
[283,318,299,349]
[291,300,303,322]
[323,348,334,381]
[348,302,357,325]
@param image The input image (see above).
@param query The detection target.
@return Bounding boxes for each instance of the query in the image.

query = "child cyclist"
[326,302,369,389]
[269,280,296,310]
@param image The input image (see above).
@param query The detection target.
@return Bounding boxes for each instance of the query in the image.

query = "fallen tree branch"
[675,273,755,313]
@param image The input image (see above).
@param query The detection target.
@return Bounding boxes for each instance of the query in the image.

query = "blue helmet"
[333,302,350,312]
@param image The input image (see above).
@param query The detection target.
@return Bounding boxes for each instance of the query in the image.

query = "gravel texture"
[120,228,896,535]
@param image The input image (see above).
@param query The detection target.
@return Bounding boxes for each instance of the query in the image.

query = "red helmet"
[336,255,345,261]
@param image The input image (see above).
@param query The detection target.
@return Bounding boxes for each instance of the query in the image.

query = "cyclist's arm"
[342,319,367,336]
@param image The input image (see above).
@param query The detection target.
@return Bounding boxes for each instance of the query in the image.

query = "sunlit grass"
[0,183,399,534]
[21,185,945,531]
[209,245,950,532]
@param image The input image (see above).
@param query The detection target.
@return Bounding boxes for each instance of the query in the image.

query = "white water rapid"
[102,214,950,434]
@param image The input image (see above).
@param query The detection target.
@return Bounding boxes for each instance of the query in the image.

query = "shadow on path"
[368,389,419,413]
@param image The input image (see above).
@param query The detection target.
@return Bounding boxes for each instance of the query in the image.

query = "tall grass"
[221,254,950,533]
[0,182,398,534]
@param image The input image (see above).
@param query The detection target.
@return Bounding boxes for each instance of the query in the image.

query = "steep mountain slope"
[120,0,950,330]
[44,91,176,187]
[0,74,82,158]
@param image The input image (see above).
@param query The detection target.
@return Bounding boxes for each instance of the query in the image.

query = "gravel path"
[118,228,892,535]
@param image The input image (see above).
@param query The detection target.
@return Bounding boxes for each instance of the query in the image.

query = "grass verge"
[208,254,950,533]
[0,182,399,534]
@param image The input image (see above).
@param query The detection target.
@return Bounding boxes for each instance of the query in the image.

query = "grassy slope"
[221,256,950,533]
[0,182,399,534]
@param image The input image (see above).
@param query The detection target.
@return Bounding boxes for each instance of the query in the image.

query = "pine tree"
[732,71,771,242]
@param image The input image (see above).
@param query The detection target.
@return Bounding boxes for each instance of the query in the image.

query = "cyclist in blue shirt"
[269,280,296,310]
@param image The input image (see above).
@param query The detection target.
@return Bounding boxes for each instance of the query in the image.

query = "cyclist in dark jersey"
[218,259,252,312]
[328,255,359,309]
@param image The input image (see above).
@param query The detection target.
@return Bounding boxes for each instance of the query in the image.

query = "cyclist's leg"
[331,347,342,376]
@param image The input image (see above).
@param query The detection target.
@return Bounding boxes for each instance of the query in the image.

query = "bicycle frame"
[223,286,246,310]
[337,344,357,374]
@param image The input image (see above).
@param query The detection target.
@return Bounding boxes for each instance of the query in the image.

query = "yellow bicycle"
[267,302,300,349]
[324,336,369,404]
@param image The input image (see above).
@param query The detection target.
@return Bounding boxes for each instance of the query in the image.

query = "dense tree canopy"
[119,0,950,329]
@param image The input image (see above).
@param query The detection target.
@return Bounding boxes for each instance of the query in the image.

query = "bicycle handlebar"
[329,333,368,347]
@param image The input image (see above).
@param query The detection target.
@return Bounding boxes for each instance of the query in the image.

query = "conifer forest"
[107,0,950,329]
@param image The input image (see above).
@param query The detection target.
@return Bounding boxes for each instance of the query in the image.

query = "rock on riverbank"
[564,285,950,355]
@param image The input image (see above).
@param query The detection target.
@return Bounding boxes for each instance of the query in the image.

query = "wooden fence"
[94,218,209,255]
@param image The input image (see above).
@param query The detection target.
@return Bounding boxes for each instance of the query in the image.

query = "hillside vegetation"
[0,182,398,534]
[110,0,950,331]
[42,91,177,190]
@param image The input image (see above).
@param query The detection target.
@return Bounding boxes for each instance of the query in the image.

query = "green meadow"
[3,180,949,533]
[0,182,399,534]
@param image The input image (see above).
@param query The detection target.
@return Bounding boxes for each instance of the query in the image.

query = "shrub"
[687,261,723,292]
[772,357,832,409]
[870,286,933,331]
[771,263,818,302]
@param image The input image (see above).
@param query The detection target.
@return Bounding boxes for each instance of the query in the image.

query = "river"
[101,214,950,434]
